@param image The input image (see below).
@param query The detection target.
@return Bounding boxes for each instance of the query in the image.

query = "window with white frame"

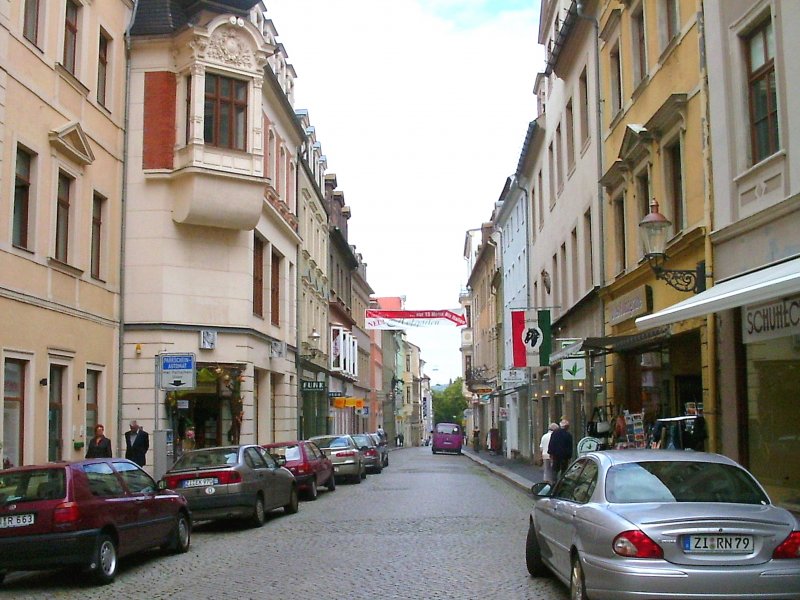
[746,18,779,164]
[90,193,104,279]
[204,73,247,151]
[97,30,110,107]
[55,171,73,263]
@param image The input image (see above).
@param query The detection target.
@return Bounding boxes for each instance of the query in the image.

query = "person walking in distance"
[86,424,112,458]
[547,419,573,482]
[125,420,150,467]
[539,422,559,483]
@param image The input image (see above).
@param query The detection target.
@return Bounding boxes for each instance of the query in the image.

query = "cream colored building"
[123,1,300,459]
[1,0,131,466]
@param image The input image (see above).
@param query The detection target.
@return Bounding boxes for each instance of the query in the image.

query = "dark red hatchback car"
[263,441,335,500]
[0,459,191,586]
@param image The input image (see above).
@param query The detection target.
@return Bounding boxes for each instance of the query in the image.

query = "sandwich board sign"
[159,353,196,390]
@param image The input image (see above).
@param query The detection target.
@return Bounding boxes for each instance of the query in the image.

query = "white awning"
[636,256,800,330]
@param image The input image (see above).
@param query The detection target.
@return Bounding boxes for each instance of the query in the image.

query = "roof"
[130,0,262,36]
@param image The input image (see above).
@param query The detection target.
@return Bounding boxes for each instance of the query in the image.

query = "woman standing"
[85,424,112,458]
[539,423,559,483]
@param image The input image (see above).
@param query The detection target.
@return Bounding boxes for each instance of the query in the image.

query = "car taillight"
[164,476,181,489]
[295,465,309,474]
[53,501,80,525]
[612,530,663,559]
[336,451,356,457]
[365,449,378,457]
[209,470,241,485]
[773,532,800,559]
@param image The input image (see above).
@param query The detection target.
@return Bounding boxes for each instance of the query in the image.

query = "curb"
[463,450,536,493]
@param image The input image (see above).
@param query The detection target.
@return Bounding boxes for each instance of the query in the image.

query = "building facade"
[1,0,131,466]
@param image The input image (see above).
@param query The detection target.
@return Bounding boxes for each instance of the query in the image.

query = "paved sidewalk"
[463,447,544,493]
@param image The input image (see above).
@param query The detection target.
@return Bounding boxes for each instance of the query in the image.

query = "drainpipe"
[117,0,140,456]
[295,148,303,440]
[577,0,606,418]
[697,2,717,451]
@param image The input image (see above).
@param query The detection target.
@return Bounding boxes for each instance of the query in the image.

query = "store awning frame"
[636,256,800,330]
[548,326,672,365]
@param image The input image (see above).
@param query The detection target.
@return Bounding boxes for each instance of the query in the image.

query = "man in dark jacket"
[547,419,573,482]
[125,420,150,467]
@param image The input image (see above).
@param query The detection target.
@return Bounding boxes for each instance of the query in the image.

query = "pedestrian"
[125,420,150,467]
[548,419,573,482]
[398,432,405,447]
[472,427,480,452]
[85,424,112,458]
[539,422,559,483]
[376,424,387,444]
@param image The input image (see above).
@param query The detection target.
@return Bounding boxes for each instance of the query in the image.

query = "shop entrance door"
[192,394,221,448]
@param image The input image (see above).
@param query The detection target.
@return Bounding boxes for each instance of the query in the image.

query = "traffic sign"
[159,353,196,390]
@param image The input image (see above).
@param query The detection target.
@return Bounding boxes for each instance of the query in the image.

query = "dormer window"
[204,73,247,151]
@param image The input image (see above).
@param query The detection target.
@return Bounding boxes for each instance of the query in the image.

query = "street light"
[301,328,322,359]
[638,199,705,293]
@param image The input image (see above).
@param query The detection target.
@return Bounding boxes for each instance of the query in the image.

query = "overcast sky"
[266,0,545,384]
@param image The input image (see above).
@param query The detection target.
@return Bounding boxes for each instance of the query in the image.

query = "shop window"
[3,359,26,469]
[49,365,66,462]
[85,369,101,435]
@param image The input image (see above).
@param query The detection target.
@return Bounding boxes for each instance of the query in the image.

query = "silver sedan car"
[309,435,366,484]
[526,450,800,600]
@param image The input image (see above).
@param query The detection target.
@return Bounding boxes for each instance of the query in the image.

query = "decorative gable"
[49,121,95,166]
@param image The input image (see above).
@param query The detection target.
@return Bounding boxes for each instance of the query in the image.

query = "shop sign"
[562,357,586,381]
[301,380,325,391]
[743,294,800,343]
[608,286,652,326]
[327,391,344,397]
[501,369,528,384]
[499,407,508,420]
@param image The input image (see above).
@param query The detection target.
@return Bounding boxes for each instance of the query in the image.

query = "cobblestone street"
[1,447,567,599]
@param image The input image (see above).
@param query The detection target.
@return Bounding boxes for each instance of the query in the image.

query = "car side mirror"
[157,479,168,491]
[530,482,552,497]
[275,456,286,466]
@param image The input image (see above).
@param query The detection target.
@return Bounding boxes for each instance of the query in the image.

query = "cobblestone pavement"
[1,447,568,600]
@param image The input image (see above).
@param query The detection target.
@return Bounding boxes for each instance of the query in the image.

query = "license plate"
[0,513,35,528]
[333,466,340,472]
[183,478,217,488]
[683,534,754,553]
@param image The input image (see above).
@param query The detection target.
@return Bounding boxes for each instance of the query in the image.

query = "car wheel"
[353,471,362,484]
[306,479,319,501]
[432,448,437,454]
[90,533,118,585]
[326,472,336,491]
[360,464,367,479]
[250,494,266,528]
[165,512,191,553]
[570,553,589,600]
[373,463,383,474]
[384,455,389,467]
[284,487,299,514]
[0,571,6,585]
[525,522,548,577]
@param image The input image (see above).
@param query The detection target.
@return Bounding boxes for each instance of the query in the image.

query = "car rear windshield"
[313,436,351,449]
[436,424,460,434]
[606,461,769,505]
[172,448,239,470]
[269,445,301,461]
[352,435,373,446]
[0,469,66,504]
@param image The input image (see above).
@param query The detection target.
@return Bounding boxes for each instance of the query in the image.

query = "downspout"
[118,0,140,455]
[697,2,717,451]
[577,0,606,418]
[295,147,303,439]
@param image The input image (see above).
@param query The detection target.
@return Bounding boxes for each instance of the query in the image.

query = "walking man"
[547,419,573,482]
[125,420,150,467]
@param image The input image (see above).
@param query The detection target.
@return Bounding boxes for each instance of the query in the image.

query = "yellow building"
[1,0,131,465]
[598,0,713,445]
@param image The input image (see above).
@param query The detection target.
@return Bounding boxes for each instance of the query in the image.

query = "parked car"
[525,450,800,599]
[162,445,298,527]
[351,433,383,474]
[0,459,190,585]
[309,435,366,484]
[368,432,389,468]
[263,440,335,500]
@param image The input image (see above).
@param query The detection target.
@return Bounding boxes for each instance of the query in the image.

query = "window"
[85,369,100,434]
[91,194,104,279]
[185,75,192,144]
[579,68,590,145]
[746,19,779,163]
[3,359,26,469]
[637,169,651,221]
[48,365,66,462]
[664,0,679,42]
[63,0,79,74]
[97,31,109,106]
[204,73,247,150]
[537,170,544,228]
[666,140,684,232]
[113,461,156,494]
[610,43,623,115]
[584,210,593,289]
[556,124,564,190]
[571,229,579,297]
[271,250,281,326]
[560,243,568,306]
[632,6,647,85]
[253,235,264,317]
[23,0,40,45]
[82,463,124,498]
[614,194,627,273]
[548,143,555,207]
[55,172,72,262]
[13,147,33,249]
[566,100,575,170]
